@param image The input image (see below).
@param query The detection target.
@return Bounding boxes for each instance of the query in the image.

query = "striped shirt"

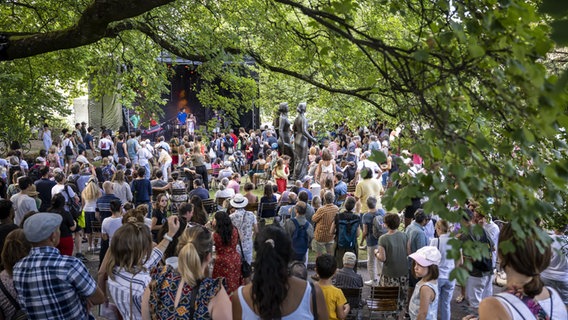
[312,204,339,242]
[13,246,97,320]
[107,247,163,319]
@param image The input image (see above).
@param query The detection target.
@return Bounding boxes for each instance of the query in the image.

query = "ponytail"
[178,242,204,287]
[498,223,551,298]
[252,226,292,319]
[176,226,212,287]
[524,274,545,298]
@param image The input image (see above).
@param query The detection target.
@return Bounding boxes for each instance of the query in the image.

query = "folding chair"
[245,202,258,214]
[209,167,221,189]
[90,220,102,254]
[257,202,278,229]
[216,196,230,210]
[366,286,401,319]
[341,287,363,320]
[347,184,356,194]
[202,198,216,216]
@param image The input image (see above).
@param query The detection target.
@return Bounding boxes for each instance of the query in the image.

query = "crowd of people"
[0,118,564,320]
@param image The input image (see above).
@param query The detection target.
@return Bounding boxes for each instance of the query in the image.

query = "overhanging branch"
[0,0,175,61]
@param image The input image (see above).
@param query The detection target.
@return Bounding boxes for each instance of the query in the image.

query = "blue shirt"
[131,179,152,204]
[13,246,97,320]
[334,181,347,204]
[188,187,210,200]
[96,193,121,220]
[126,138,140,158]
[406,221,428,254]
[177,112,188,125]
[84,133,93,150]
[362,210,381,246]
[298,187,312,200]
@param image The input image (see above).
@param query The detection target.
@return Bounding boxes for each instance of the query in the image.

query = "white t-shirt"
[357,159,381,179]
[101,216,123,243]
[541,234,568,282]
[98,138,114,151]
[137,148,152,166]
[52,184,76,199]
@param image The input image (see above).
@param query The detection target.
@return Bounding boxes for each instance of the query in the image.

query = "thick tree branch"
[249,51,397,117]
[0,0,175,61]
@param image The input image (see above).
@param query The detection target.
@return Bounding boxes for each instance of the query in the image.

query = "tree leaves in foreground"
[1,0,567,281]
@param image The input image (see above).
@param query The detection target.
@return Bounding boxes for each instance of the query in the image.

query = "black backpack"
[471,229,493,272]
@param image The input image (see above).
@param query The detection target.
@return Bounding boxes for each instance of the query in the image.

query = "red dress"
[212,228,242,295]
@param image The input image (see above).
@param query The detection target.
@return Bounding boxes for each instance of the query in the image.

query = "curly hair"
[213,211,234,246]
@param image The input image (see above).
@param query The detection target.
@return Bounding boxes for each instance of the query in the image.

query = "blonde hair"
[82,178,102,201]
[435,219,449,234]
[102,157,109,166]
[104,222,152,279]
[112,170,125,183]
[176,226,212,286]
[49,146,58,154]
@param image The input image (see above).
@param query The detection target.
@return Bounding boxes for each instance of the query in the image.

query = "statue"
[278,102,294,170]
[292,102,317,180]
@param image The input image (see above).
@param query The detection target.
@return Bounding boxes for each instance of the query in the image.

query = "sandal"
[456,295,465,303]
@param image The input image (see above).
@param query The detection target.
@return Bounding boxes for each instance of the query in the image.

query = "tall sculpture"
[278,102,294,170]
[292,102,317,180]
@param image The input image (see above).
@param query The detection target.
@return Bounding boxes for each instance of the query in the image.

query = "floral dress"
[230,209,257,264]
[212,227,242,295]
[148,265,225,320]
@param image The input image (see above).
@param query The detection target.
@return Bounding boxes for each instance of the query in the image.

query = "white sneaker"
[364,280,378,286]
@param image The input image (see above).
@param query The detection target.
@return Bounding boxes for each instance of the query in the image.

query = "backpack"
[291,218,310,261]
[102,165,114,182]
[337,215,360,249]
[224,138,234,155]
[65,140,73,155]
[63,185,81,219]
[372,210,387,239]
[471,229,493,272]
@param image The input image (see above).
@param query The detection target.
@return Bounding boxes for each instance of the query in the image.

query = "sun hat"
[409,246,441,267]
[230,194,249,208]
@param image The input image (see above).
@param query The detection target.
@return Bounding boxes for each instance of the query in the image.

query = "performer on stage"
[177,107,188,126]
[187,113,196,138]
[150,113,158,127]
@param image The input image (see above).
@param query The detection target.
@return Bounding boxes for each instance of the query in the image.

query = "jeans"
[466,273,492,310]
[438,278,456,320]
[142,163,151,179]
[381,171,389,187]
[366,244,382,281]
